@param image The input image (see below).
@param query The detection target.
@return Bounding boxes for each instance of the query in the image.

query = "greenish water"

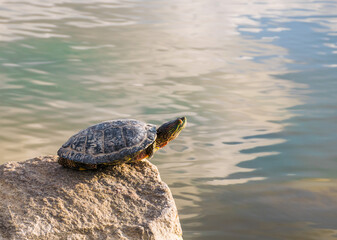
[1,0,337,239]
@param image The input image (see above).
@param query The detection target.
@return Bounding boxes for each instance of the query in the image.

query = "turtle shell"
[57,119,157,165]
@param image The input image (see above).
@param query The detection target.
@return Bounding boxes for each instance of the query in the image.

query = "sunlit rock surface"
[0,156,182,240]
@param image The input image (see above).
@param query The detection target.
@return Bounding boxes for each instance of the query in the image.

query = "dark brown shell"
[57,119,157,164]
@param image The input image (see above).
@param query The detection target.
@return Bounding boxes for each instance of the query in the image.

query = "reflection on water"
[1,0,337,239]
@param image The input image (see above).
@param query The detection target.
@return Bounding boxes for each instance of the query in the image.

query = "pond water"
[1,0,337,239]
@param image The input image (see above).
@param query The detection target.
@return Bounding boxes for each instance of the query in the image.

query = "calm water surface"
[1,0,337,239]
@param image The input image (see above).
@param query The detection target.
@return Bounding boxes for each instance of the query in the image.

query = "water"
[1,0,337,239]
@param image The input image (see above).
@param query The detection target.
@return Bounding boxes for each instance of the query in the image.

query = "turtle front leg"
[146,143,156,160]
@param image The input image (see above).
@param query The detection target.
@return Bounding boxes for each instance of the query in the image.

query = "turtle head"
[155,117,187,149]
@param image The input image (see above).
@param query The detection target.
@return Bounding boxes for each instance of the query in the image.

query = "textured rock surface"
[0,156,183,240]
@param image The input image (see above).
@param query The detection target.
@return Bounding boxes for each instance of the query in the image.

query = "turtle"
[57,117,187,170]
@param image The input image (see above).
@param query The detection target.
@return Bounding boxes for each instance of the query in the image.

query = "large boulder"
[0,156,183,240]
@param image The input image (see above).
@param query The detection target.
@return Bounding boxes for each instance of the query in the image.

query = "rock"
[0,156,183,240]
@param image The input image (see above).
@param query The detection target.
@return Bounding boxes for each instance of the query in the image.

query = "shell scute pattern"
[147,127,157,141]
[123,124,146,148]
[71,135,86,152]
[85,130,104,155]
[104,127,123,153]
[57,119,157,164]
